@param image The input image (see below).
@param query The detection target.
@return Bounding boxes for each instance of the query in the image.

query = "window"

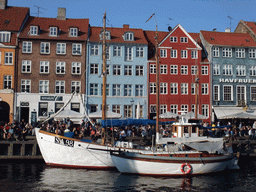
[112,105,121,114]
[251,86,256,101]
[21,60,31,73]
[56,43,66,54]
[124,65,132,76]
[191,83,196,95]
[101,64,110,75]
[56,62,65,74]
[40,61,49,74]
[223,65,233,75]
[160,83,167,94]
[170,83,178,94]
[160,65,167,74]
[40,42,50,54]
[105,31,111,40]
[222,48,232,57]
[30,26,38,35]
[70,28,78,37]
[71,103,80,113]
[170,65,178,74]
[124,105,132,118]
[90,105,98,113]
[101,84,109,96]
[136,66,143,76]
[113,65,121,75]
[170,36,177,42]
[124,84,132,96]
[181,105,188,112]
[213,85,220,101]
[3,75,12,89]
[236,48,245,58]
[105,46,110,60]
[150,64,156,74]
[181,50,187,58]
[170,49,177,58]
[180,37,188,43]
[22,42,32,53]
[125,47,133,61]
[135,85,143,96]
[21,79,31,93]
[223,85,233,101]
[71,62,81,75]
[124,32,134,41]
[181,65,188,75]
[39,80,49,94]
[213,47,219,57]
[191,105,195,113]
[249,49,256,59]
[202,105,209,118]
[0,32,11,42]
[250,66,256,76]
[150,105,156,113]
[170,105,178,114]
[55,103,64,113]
[72,44,82,55]
[90,64,98,74]
[113,84,121,96]
[191,50,198,59]
[113,46,121,57]
[90,83,98,95]
[55,81,65,93]
[4,52,13,65]
[71,81,81,93]
[201,83,208,95]
[236,65,246,76]
[160,49,167,58]
[90,45,99,56]
[191,66,197,75]
[136,47,144,57]
[201,66,208,75]
[181,83,188,94]
[160,105,167,114]
[39,102,48,117]
[213,64,220,75]
[150,82,156,94]
[50,27,58,36]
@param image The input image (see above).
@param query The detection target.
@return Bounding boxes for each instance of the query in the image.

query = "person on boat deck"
[90,128,96,142]
[64,124,70,134]
[120,127,127,141]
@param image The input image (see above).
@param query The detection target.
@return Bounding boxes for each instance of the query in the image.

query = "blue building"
[86,25,148,120]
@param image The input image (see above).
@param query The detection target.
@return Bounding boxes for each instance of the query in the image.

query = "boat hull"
[111,152,239,176]
[35,128,115,169]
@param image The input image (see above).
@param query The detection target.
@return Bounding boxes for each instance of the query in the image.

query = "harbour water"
[0,161,255,192]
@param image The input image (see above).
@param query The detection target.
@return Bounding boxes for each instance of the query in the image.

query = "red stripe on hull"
[46,162,117,170]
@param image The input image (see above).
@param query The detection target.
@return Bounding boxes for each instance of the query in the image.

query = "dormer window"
[30,26,38,35]
[70,28,78,37]
[0,32,11,43]
[100,30,111,40]
[124,32,134,41]
[50,27,58,36]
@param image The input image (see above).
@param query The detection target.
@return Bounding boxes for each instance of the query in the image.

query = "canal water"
[0,160,255,191]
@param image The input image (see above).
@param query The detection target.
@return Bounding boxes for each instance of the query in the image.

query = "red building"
[145,24,211,124]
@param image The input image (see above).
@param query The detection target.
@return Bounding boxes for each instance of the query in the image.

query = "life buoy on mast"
[181,163,192,174]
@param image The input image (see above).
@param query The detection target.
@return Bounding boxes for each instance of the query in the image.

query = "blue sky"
[9,0,256,33]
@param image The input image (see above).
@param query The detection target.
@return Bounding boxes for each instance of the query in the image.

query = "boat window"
[184,127,188,133]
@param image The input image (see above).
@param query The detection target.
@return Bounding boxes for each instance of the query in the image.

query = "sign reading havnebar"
[219,79,256,83]
[40,96,63,101]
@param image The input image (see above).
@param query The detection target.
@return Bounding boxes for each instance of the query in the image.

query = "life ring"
[181,163,192,174]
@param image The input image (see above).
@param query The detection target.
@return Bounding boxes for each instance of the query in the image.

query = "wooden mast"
[155,24,160,144]
[194,40,199,120]
[101,12,107,145]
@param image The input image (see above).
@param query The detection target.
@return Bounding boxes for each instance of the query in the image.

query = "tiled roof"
[243,21,256,34]
[200,30,256,47]
[89,26,148,44]
[19,16,89,41]
[0,6,29,31]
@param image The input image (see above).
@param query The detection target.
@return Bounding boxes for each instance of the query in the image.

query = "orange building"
[0,0,29,123]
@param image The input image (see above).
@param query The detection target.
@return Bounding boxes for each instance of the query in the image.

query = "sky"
[8,0,256,33]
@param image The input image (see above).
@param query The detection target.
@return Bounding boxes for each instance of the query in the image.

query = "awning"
[88,110,122,119]
[213,107,256,119]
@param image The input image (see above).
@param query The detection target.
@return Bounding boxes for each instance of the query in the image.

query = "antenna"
[32,5,47,17]
[228,16,233,32]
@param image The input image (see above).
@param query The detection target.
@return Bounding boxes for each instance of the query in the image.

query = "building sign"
[219,79,256,83]
[31,111,37,125]
[40,96,63,101]
[21,102,29,106]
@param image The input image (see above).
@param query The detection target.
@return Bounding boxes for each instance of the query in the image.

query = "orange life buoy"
[181,163,192,174]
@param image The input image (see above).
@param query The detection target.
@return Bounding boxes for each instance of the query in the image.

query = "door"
[20,107,29,124]
[237,85,246,106]
[0,101,10,123]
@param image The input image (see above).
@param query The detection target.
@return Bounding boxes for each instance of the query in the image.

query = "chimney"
[225,28,231,33]
[123,24,129,29]
[57,7,66,20]
[0,0,7,10]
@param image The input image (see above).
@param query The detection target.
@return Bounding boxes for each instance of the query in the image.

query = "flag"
[146,13,155,22]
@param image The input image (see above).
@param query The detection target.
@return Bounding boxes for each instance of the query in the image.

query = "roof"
[89,26,148,45]
[200,30,256,47]
[19,16,89,41]
[242,21,256,34]
[0,6,29,31]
